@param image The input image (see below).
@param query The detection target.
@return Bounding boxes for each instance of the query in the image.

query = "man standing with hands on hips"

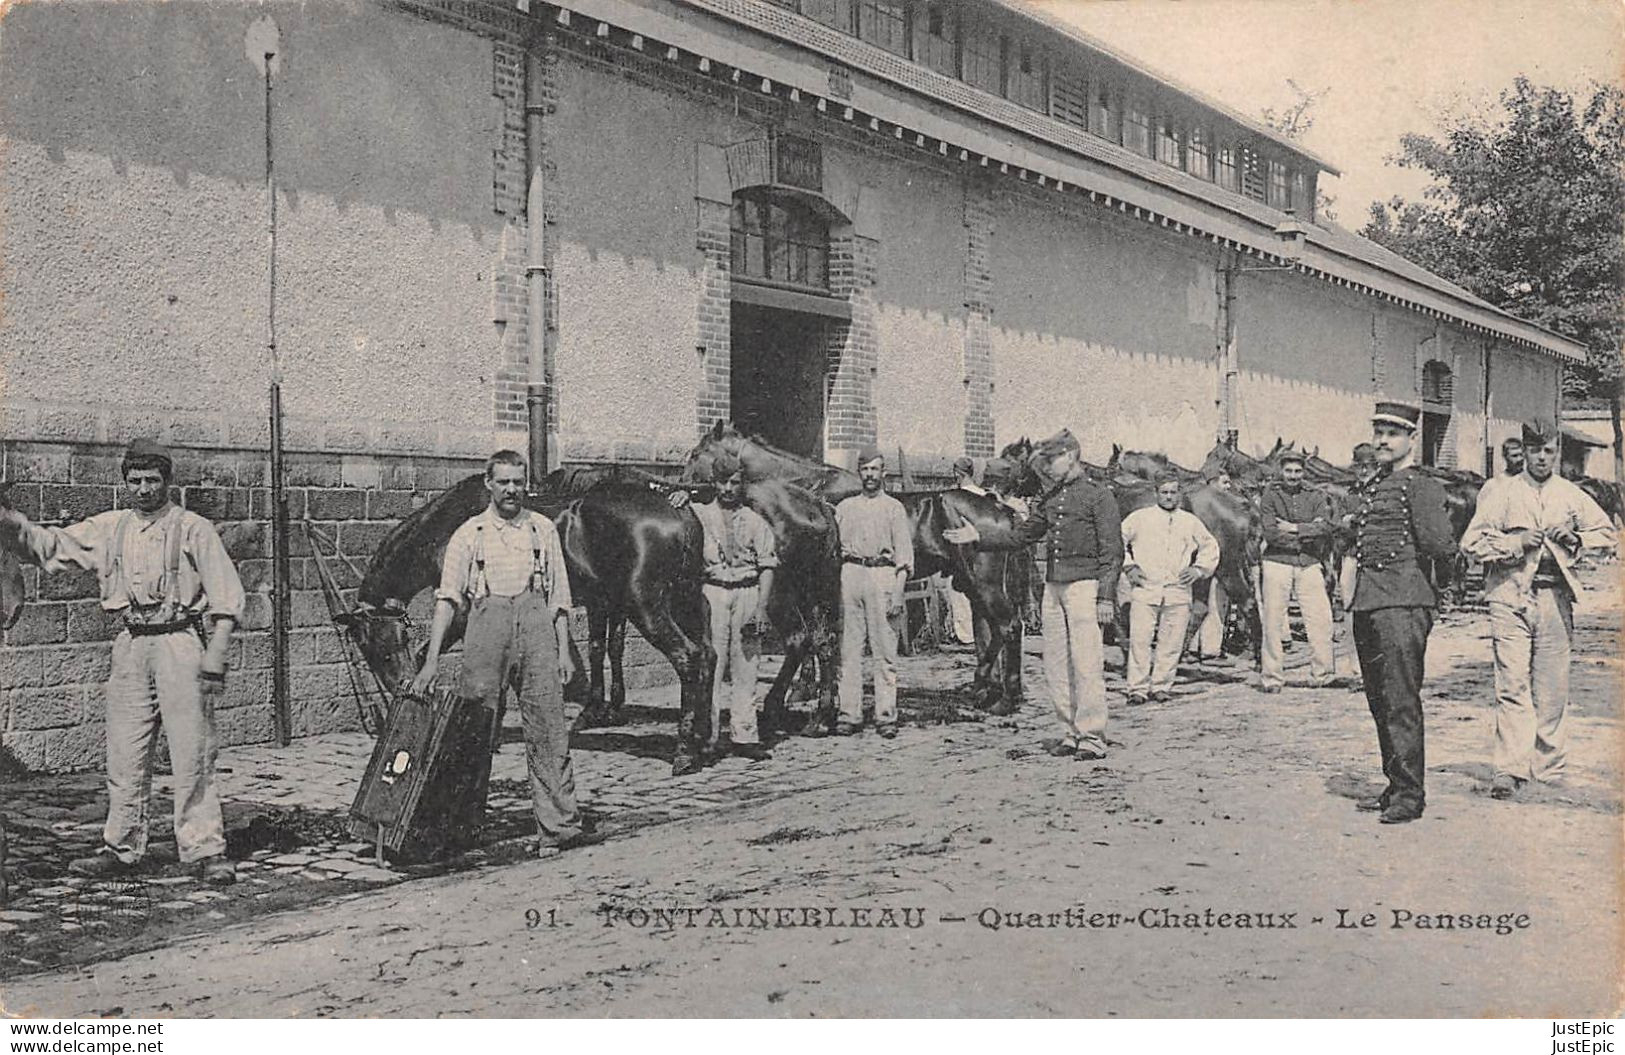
[1343,402,1456,824]
[948,430,1122,761]
[1120,471,1219,705]
[834,445,913,739]
[412,449,602,856]
[0,439,244,884]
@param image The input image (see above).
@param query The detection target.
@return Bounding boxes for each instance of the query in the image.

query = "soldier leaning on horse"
[0,439,243,884]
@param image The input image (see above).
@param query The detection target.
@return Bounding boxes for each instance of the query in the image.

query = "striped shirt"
[436,507,572,613]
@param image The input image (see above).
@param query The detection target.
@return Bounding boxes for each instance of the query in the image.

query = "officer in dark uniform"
[1344,401,1457,823]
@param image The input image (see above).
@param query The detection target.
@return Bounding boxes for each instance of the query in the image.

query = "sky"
[1047,0,1624,227]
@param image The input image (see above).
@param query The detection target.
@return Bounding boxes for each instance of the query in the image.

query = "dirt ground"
[2,565,1620,1018]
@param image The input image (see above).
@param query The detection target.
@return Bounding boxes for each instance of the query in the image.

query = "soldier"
[1120,471,1219,705]
[411,449,602,856]
[947,430,1122,761]
[1461,423,1614,800]
[671,452,778,762]
[946,456,983,646]
[1475,436,1527,506]
[0,439,244,884]
[1258,451,1337,692]
[833,445,913,738]
[1343,402,1457,823]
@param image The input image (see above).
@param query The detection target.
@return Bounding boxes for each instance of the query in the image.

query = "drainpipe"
[1217,252,1239,448]
[525,43,551,488]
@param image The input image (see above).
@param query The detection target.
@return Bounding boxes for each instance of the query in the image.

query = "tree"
[1363,78,1625,482]
[1261,80,1338,221]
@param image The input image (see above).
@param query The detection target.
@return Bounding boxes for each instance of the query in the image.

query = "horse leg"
[637,586,714,777]
[607,610,628,719]
[575,605,617,730]
[761,637,803,740]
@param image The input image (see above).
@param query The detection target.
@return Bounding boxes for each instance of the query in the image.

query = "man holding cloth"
[834,445,913,738]
[1120,471,1219,705]
[413,450,601,855]
[948,430,1122,760]
[1461,424,1614,800]
[1258,450,1338,692]
[1344,402,1457,824]
[0,439,244,884]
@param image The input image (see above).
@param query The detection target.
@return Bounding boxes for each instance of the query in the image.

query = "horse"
[339,469,720,776]
[1574,474,1625,527]
[1002,435,1264,666]
[691,423,1030,715]
[681,424,843,737]
[1107,445,1203,486]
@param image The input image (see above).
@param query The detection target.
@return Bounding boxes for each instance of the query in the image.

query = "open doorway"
[730,302,827,459]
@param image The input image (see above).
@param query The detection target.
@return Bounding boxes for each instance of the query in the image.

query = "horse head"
[995,437,1047,498]
[335,596,417,699]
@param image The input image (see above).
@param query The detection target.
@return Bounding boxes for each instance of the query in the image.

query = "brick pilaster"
[825,234,879,458]
[962,181,996,457]
[695,200,733,435]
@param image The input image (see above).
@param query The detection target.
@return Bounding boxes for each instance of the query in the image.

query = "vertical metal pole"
[1218,255,1239,448]
[266,58,291,747]
[525,42,551,489]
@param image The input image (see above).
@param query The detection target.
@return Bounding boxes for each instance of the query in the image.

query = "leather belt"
[124,616,200,637]
[842,555,894,568]
[704,576,760,590]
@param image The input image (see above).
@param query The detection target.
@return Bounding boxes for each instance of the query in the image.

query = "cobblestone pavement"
[1,566,1619,1016]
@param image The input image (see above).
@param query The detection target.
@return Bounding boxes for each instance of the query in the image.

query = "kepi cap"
[1371,400,1421,431]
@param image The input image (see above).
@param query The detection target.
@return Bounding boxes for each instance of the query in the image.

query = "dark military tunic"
[1348,464,1457,816]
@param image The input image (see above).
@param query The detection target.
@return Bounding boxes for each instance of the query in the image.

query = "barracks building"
[0,0,1586,769]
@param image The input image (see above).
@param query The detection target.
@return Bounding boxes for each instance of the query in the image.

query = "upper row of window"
[767,0,1310,214]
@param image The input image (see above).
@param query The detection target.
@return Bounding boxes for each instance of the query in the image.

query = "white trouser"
[105,629,226,865]
[950,587,974,645]
[1042,579,1106,752]
[1126,598,1192,696]
[705,582,762,745]
[1197,579,1228,658]
[1489,589,1574,782]
[1260,561,1334,688]
[838,564,901,727]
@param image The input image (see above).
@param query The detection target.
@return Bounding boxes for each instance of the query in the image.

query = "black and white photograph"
[0,0,1619,1030]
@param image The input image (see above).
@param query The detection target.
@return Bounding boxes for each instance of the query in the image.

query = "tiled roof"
[586,0,1589,359]
[989,0,1341,175]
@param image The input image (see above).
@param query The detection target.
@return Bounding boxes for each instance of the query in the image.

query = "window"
[919,1,956,76]
[801,0,853,32]
[962,30,1002,94]
[1186,125,1212,180]
[1051,66,1089,129]
[1421,361,1454,405]
[1007,41,1046,110]
[1240,145,1266,201]
[1214,141,1238,189]
[1267,159,1291,208]
[1123,95,1152,156]
[1091,81,1121,142]
[1155,115,1183,167]
[1292,170,1309,216]
[731,192,830,290]
[856,0,910,56]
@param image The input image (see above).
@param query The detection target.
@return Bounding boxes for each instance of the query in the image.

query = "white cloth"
[1120,506,1219,605]
[1126,598,1191,696]
[1260,561,1334,688]
[1042,578,1106,752]
[1461,473,1614,609]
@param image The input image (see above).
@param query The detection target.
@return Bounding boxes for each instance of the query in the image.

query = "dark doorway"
[1421,410,1449,467]
[730,303,827,459]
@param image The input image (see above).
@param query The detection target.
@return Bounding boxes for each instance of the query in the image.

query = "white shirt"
[1461,472,1614,608]
[1121,505,1221,605]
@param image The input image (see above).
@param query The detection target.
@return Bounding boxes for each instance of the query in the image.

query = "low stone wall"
[0,440,678,775]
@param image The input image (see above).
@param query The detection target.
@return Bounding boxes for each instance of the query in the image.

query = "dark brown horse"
[1003,435,1264,664]
[340,469,719,776]
[690,424,1030,714]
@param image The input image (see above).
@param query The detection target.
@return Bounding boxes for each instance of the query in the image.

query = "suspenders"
[109,508,189,623]
[471,517,547,601]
